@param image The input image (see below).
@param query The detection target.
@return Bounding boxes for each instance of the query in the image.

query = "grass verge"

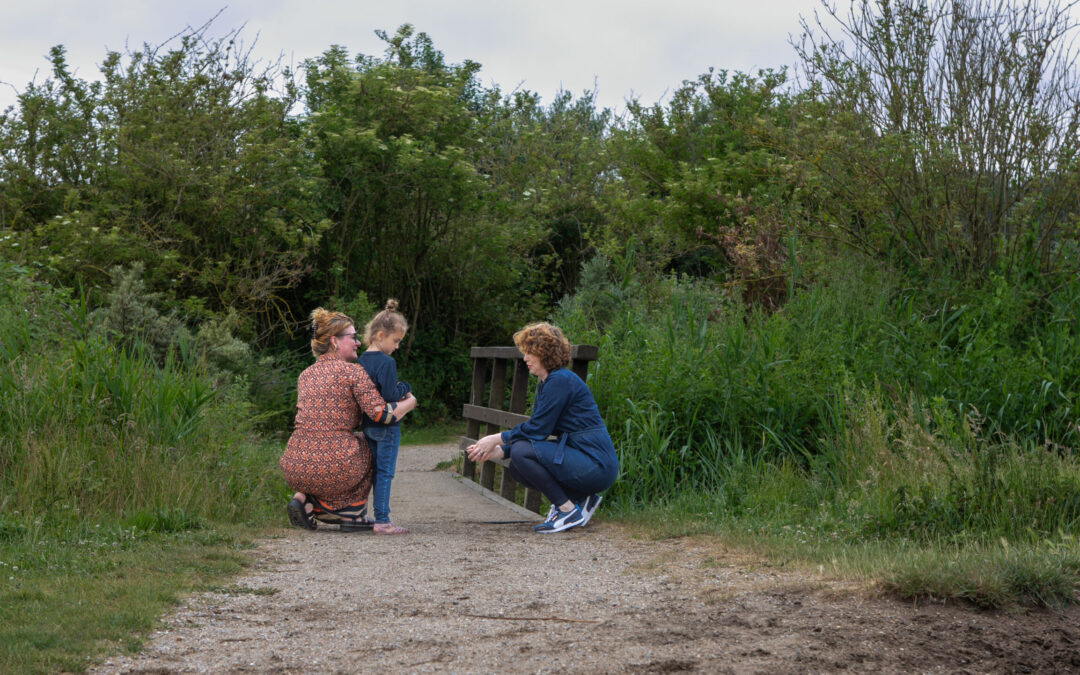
[607,495,1080,611]
[0,521,274,675]
[401,421,465,446]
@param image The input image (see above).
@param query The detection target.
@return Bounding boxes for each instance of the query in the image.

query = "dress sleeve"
[351,367,396,425]
[502,374,571,444]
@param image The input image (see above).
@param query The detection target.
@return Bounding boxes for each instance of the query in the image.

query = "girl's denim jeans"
[364,425,401,524]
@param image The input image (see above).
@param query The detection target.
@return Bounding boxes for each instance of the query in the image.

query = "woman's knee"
[508,440,534,462]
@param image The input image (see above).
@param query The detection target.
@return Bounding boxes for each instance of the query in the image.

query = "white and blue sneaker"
[534,506,559,532]
[578,494,603,527]
[533,505,584,533]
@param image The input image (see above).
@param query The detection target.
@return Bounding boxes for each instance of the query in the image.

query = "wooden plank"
[470,344,599,361]
[471,346,522,359]
[499,467,517,501]
[460,436,540,514]
[571,344,599,361]
[464,357,488,479]
[470,358,489,406]
[454,475,542,521]
[488,359,507,406]
[462,404,529,429]
[509,358,529,414]
[459,435,474,480]
[459,436,510,469]
[570,358,589,381]
[480,459,496,490]
[486,359,507,436]
[524,488,542,513]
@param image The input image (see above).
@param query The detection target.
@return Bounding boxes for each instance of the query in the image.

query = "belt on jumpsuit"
[553,425,606,465]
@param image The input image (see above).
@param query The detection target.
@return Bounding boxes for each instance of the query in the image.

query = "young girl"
[359,299,413,535]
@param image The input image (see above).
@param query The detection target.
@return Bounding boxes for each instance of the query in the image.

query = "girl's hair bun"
[385,298,399,312]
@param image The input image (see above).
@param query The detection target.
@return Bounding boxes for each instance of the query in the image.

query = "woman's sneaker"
[533,506,584,533]
[534,506,559,532]
[578,494,603,527]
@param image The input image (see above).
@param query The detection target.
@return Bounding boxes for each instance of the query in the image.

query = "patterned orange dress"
[280,354,396,511]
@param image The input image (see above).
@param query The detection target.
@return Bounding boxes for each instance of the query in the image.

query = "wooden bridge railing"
[459,344,598,513]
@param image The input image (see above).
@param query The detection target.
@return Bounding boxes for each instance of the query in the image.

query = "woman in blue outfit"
[466,322,618,533]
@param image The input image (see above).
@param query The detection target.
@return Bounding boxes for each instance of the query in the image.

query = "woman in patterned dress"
[281,308,417,532]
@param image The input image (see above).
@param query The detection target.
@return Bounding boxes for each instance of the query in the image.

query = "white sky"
[0,1,829,115]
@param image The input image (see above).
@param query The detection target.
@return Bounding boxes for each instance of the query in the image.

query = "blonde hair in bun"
[309,307,354,356]
[363,298,408,346]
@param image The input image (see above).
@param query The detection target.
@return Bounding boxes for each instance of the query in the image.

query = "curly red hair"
[513,322,571,372]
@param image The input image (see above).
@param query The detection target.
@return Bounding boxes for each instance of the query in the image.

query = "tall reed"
[0,261,280,530]
[555,252,1080,548]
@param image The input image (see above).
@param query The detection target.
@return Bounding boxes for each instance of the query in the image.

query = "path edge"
[452,474,544,521]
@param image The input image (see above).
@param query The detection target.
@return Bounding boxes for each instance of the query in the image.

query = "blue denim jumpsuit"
[500,368,618,498]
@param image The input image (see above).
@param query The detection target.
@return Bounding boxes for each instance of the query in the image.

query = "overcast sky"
[0,1,829,115]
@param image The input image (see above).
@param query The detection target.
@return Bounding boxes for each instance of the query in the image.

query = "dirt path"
[93,443,1080,674]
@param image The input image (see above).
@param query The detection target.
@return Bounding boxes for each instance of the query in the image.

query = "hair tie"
[309,322,317,339]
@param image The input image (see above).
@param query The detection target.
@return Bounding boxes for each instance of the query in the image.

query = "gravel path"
[90,443,1080,674]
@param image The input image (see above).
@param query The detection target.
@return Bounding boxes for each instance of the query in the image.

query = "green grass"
[0,261,291,673]
[0,523,272,675]
[876,538,1080,609]
[615,500,1080,611]
[603,405,1080,611]
[401,421,465,445]
[553,252,1080,610]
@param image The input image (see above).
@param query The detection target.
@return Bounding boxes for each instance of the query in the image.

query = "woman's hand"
[466,433,504,463]
[392,392,417,421]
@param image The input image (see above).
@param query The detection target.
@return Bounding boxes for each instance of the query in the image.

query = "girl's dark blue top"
[358,350,410,429]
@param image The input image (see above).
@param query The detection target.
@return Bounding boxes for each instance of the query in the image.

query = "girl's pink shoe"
[373,522,408,535]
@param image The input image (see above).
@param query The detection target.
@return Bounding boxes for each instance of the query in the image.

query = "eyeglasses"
[336,332,361,342]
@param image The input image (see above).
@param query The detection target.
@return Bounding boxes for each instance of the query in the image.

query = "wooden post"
[509,358,529,413]
[486,359,506,436]
[462,356,488,480]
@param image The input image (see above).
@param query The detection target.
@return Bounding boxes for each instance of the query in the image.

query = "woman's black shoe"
[287,497,317,530]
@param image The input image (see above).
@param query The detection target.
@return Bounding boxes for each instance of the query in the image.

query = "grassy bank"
[608,432,1080,610]
[0,523,270,674]
[557,251,1080,609]
[0,262,289,673]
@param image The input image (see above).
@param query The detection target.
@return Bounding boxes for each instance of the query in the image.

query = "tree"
[606,68,801,308]
[0,46,105,228]
[793,0,1080,278]
[472,87,614,303]
[0,23,327,339]
[302,26,547,369]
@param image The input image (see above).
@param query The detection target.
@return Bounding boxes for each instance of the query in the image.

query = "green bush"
[0,260,281,530]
